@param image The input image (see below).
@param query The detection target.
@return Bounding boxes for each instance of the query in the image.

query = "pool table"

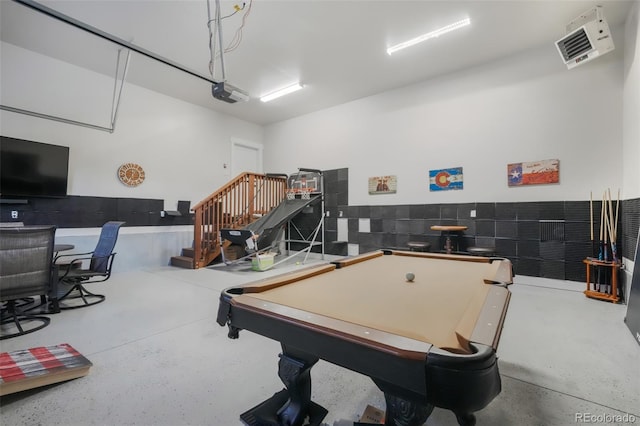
[217,249,513,426]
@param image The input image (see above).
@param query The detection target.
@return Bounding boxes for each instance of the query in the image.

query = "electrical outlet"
[11,210,18,219]
[470,210,476,218]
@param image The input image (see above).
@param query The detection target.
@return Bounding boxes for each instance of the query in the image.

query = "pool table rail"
[386,249,514,286]
[225,263,337,294]
[469,287,512,350]
[220,293,434,359]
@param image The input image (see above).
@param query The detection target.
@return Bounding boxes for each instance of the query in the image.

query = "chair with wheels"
[0,225,58,340]
[56,221,125,309]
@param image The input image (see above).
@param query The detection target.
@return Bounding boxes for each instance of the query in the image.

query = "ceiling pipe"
[12,0,217,85]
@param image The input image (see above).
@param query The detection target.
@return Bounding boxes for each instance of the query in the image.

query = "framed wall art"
[368,175,397,195]
[429,167,463,191]
[508,159,559,186]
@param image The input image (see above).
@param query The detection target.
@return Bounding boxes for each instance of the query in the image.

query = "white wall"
[53,225,193,272]
[264,33,625,207]
[623,1,640,200]
[0,41,263,211]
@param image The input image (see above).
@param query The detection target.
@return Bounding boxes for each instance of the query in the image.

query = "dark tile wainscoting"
[334,200,638,283]
[315,169,639,284]
[0,196,193,227]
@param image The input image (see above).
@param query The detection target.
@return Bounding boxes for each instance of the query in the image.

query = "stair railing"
[192,172,287,268]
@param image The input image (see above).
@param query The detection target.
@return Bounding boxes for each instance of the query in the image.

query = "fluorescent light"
[260,83,304,102]
[387,18,471,55]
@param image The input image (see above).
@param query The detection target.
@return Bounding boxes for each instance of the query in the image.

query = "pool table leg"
[276,351,317,424]
[383,393,434,426]
[383,394,477,426]
[239,347,327,426]
[454,412,477,426]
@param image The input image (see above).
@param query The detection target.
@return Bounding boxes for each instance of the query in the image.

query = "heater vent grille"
[557,28,592,61]
[540,220,565,242]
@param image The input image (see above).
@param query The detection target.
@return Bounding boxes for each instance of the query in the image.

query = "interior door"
[231,138,263,176]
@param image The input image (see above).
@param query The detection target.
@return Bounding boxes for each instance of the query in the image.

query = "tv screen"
[1,136,69,198]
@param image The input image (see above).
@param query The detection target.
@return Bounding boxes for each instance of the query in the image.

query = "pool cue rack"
[584,188,622,303]
[583,257,622,303]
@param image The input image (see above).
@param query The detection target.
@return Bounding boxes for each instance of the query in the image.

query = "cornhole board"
[0,343,92,396]
[358,404,385,424]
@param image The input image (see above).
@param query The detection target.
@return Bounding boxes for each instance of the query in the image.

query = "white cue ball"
[406,272,415,282]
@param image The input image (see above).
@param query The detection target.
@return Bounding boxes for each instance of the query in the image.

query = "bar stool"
[430,225,468,254]
[467,246,496,257]
[407,241,431,252]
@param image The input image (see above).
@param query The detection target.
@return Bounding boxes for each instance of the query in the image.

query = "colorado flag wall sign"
[429,167,463,191]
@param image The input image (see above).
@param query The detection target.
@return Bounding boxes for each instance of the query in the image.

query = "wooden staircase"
[170,172,287,269]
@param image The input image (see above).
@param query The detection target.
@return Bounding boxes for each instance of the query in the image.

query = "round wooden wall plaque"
[117,163,145,187]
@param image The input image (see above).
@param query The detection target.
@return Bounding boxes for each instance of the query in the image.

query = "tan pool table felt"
[236,252,510,353]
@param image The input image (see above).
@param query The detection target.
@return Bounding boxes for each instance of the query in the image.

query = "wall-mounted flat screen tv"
[1,136,69,198]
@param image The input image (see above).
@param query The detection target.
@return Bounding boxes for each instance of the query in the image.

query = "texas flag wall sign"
[508,159,559,187]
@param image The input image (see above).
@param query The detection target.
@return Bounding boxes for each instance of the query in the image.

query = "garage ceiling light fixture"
[387,18,471,55]
[260,83,304,102]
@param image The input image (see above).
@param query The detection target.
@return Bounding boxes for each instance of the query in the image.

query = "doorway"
[231,138,263,176]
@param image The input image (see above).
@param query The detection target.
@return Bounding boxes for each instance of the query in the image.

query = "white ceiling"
[0,0,634,125]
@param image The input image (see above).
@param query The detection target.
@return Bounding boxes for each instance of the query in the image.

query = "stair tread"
[170,255,195,269]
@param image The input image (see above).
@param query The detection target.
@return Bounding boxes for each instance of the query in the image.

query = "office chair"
[56,221,125,309]
[0,226,58,340]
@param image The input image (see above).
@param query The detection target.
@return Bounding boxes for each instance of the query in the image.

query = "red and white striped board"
[0,343,92,396]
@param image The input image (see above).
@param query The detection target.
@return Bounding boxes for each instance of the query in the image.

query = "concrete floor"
[1,253,639,426]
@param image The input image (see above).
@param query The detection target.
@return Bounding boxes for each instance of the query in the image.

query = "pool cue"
[603,198,611,292]
[590,192,595,258]
[614,188,620,259]
[603,192,609,262]
[589,192,600,292]
[613,188,620,237]
[596,195,605,291]
[606,189,617,263]
[614,189,620,297]
[598,194,605,261]
[605,188,620,296]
